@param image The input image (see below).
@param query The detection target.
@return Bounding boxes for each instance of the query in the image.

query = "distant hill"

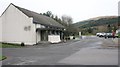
[74,16,118,28]
[73,16,119,34]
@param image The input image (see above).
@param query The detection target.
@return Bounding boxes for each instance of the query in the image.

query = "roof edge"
[1,3,65,28]
[0,3,14,17]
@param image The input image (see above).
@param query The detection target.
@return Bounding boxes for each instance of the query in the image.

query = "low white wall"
[48,35,61,43]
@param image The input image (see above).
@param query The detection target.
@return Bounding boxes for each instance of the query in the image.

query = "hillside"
[74,16,118,28]
[73,16,119,34]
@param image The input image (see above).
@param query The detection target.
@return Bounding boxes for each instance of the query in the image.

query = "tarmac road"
[2,36,118,65]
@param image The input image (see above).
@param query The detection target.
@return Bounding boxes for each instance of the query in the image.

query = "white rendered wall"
[48,35,61,43]
[2,4,36,45]
[0,17,2,42]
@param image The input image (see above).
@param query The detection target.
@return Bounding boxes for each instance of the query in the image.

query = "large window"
[48,31,60,35]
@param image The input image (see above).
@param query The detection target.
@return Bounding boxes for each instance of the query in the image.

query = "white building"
[116,29,120,34]
[0,3,64,45]
[0,17,2,42]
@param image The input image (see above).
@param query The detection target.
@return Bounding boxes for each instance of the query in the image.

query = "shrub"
[21,42,25,46]
[118,33,120,38]
[73,36,75,39]
[0,56,7,61]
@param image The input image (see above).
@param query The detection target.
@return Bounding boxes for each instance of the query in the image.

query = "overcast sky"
[0,0,119,23]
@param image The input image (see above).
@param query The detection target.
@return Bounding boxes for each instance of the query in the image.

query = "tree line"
[40,11,79,37]
[40,11,73,26]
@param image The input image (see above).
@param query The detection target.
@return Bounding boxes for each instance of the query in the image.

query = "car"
[105,33,113,38]
[96,33,100,36]
[105,33,118,38]
[96,32,118,38]
[115,34,118,38]
[98,33,106,37]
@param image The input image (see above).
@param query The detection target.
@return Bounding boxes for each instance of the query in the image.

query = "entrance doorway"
[41,30,48,41]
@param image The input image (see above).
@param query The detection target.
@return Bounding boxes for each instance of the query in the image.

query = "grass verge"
[0,43,23,48]
[0,56,7,61]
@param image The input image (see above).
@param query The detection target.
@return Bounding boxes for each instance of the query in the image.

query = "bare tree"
[61,15,73,26]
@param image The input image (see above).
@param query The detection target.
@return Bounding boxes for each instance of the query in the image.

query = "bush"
[73,36,75,39]
[118,33,120,38]
[68,37,70,40]
[21,42,25,46]
[0,56,7,61]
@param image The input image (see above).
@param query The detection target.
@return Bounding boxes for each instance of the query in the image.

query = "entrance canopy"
[36,28,64,32]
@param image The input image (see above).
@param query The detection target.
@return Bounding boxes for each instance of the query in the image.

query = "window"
[24,26,31,31]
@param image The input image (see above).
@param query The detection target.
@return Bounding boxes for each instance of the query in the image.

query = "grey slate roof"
[12,4,64,28]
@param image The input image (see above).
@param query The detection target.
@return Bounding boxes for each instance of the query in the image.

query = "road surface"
[2,36,118,65]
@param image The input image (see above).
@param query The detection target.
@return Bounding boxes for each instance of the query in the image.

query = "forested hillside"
[74,16,119,35]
